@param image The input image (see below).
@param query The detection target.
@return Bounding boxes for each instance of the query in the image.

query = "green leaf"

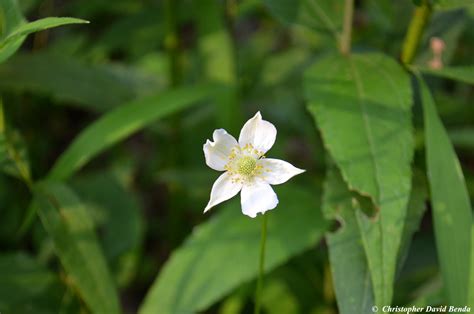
[305,52,414,307]
[470,225,474,309]
[0,0,26,63]
[0,52,160,112]
[32,181,121,314]
[72,171,145,286]
[418,75,472,306]
[0,0,88,63]
[448,127,474,150]
[2,17,88,47]
[263,0,344,40]
[0,252,63,313]
[419,66,474,85]
[48,85,215,181]
[138,186,329,314]
[323,166,374,314]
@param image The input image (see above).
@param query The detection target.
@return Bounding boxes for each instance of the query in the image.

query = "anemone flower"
[203,112,305,218]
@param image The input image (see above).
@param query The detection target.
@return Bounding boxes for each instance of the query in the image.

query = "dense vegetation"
[0,0,473,313]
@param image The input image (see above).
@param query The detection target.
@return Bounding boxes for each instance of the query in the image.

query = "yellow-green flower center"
[237,156,257,176]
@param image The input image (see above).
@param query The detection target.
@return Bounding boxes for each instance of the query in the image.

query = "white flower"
[203,112,305,218]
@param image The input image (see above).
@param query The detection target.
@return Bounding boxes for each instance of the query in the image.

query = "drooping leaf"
[2,17,88,47]
[322,166,374,314]
[0,252,63,313]
[0,0,87,63]
[305,52,414,307]
[48,84,215,181]
[0,52,161,111]
[138,186,329,314]
[418,75,472,306]
[32,181,121,314]
[419,66,474,85]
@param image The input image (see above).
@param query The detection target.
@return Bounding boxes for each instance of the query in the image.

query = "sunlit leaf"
[138,186,329,314]
[305,52,413,307]
[0,0,87,63]
[418,75,472,306]
[32,181,121,314]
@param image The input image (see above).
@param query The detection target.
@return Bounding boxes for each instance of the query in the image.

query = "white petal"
[238,112,277,155]
[203,129,238,171]
[204,172,242,213]
[258,158,305,185]
[240,181,278,218]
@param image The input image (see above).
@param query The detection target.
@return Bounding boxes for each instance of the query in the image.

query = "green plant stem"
[254,213,268,314]
[401,0,432,65]
[340,0,354,55]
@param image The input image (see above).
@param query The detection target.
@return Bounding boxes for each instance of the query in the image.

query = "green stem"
[340,0,354,55]
[401,0,432,65]
[254,213,268,314]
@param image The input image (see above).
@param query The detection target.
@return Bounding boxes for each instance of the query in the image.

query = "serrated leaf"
[48,84,215,181]
[418,75,472,306]
[32,181,121,314]
[138,186,329,314]
[419,66,474,85]
[305,52,414,307]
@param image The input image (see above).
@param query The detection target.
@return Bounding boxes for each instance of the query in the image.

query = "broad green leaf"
[419,66,474,85]
[323,166,374,314]
[48,85,215,181]
[138,186,329,314]
[32,181,121,314]
[0,52,161,111]
[263,0,344,40]
[419,75,472,306]
[305,53,413,307]
[0,252,63,313]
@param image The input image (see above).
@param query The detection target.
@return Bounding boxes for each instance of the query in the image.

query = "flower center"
[237,156,257,176]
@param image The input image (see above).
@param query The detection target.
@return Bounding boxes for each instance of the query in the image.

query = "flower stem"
[254,213,268,314]
[401,0,432,65]
[340,0,354,55]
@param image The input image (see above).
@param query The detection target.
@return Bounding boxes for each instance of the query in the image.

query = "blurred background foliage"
[0,0,473,313]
